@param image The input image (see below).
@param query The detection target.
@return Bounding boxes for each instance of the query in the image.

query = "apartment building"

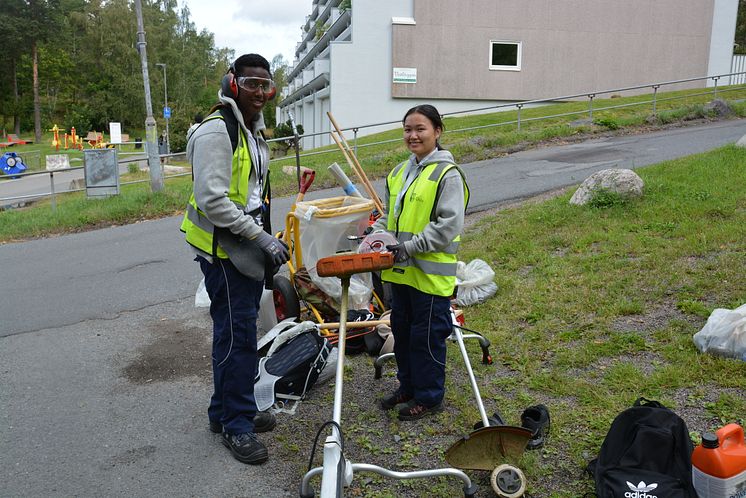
[278,0,738,148]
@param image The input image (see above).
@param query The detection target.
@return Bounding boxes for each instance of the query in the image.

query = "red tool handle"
[300,169,315,195]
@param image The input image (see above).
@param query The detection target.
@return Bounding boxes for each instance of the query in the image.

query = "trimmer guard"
[445,425,533,471]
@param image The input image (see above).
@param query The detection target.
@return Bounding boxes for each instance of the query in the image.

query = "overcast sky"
[179,0,311,64]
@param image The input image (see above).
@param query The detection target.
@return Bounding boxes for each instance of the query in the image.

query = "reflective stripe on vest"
[179,113,254,258]
[381,161,469,296]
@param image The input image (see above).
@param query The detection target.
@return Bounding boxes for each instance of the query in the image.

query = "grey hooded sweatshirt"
[372,149,467,257]
[186,90,270,258]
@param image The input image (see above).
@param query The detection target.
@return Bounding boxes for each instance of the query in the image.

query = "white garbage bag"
[692,303,746,360]
[455,259,498,306]
[195,277,210,308]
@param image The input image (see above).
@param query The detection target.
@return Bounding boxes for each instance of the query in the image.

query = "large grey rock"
[570,168,644,205]
[703,99,733,117]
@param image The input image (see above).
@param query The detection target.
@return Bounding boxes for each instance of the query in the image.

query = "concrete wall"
[327,0,415,140]
[281,0,737,144]
[392,0,725,100]
[707,0,739,83]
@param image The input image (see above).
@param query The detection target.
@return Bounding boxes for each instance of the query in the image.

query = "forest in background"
[2,0,746,153]
[0,0,288,152]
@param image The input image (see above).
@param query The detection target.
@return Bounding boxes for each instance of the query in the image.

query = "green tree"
[0,0,227,146]
[0,0,32,135]
[26,0,64,142]
[262,54,289,129]
[736,0,746,54]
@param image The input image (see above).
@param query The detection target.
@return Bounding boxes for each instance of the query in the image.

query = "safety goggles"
[236,76,276,94]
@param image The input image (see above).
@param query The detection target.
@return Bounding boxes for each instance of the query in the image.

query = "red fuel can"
[692,424,746,498]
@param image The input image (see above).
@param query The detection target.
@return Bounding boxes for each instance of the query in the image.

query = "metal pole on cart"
[319,275,351,497]
[289,111,301,191]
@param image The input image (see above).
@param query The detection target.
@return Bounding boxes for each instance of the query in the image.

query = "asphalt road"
[2,119,745,497]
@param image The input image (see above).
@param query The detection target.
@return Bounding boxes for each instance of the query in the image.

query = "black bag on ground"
[254,322,331,411]
[586,397,696,498]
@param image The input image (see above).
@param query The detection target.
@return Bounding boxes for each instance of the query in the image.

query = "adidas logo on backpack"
[624,481,658,498]
[587,397,698,498]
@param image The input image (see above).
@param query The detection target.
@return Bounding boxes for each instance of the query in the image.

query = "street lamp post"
[155,62,169,156]
[133,0,162,192]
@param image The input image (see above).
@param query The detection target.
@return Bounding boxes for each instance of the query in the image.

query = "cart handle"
[300,169,315,195]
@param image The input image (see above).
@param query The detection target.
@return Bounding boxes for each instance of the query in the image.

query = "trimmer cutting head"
[445,425,533,471]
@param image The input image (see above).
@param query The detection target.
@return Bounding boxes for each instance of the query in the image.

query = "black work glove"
[253,230,290,267]
[386,243,409,263]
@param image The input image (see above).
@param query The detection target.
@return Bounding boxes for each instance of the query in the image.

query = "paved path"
[1,119,745,497]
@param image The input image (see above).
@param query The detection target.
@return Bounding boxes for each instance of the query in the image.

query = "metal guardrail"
[267,70,746,158]
[2,71,746,210]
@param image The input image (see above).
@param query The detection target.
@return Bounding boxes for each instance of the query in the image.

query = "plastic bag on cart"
[455,259,497,306]
[295,196,375,312]
[692,303,746,360]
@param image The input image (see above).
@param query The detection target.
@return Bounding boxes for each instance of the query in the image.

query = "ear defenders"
[221,62,239,99]
[220,62,276,100]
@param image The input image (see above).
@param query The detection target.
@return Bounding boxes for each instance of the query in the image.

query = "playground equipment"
[65,126,83,150]
[49,125,84,150]
[85,131,105,148]
[49,125,64,151]
[0,152,28,177]
[0,134,29,148]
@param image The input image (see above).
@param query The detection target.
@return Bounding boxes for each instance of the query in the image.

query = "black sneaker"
[253,411,276,433]
[221,432,268,465]
[520,404,550,450]
[381,390,413,410]
[209,411,277,434]
[397,399,443,421]
[474,410,506,430]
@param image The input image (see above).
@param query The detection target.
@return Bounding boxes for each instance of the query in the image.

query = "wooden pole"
[328,131,384,213]
[327,113,379,199]
[319,319,390,330]
[326,112,384,212]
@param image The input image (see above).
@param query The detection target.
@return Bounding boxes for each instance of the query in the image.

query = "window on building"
[489,41,521,71]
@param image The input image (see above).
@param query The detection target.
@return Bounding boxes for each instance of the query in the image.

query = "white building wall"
[732,55,746,84]
[326,1,543,142]
[706,0,739,85]
[283,0,737,146]
[327,1,414,141]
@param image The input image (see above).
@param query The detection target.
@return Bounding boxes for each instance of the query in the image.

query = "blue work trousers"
[390,283,453,408]
[198,256,263,435]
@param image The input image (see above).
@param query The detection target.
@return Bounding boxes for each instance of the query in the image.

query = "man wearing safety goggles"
[181,54,287,466]
[236,76,276,94]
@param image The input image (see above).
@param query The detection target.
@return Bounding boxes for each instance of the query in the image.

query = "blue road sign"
[163,106,171,119]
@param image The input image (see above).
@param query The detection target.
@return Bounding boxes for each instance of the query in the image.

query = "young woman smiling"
[371,104,470,420]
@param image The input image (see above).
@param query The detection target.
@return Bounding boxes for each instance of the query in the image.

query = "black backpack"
[587,398,697,498]
[254,322,332,411]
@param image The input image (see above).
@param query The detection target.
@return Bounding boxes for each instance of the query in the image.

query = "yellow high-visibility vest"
[179,113,262,258]
[381,161,469,296]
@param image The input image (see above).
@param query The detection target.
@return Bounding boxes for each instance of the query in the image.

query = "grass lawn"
[282,145,746,497]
